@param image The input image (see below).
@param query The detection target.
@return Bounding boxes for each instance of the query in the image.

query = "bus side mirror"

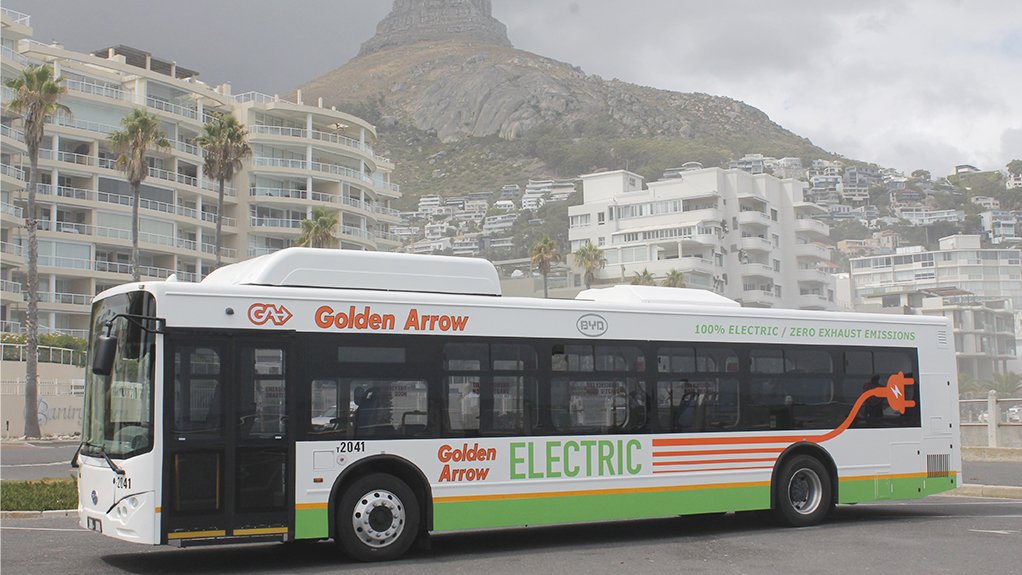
[92,334,118,376]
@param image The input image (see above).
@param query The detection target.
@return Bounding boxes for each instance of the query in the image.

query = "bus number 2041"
[335,442,366,453]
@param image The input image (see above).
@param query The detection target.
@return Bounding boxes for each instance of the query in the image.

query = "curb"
[948,483,1022,499]
[1,508,77,519]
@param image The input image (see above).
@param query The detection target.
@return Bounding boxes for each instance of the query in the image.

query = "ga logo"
[248,303,293,326]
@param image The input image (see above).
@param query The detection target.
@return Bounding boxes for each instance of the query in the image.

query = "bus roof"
[199,248,502,296]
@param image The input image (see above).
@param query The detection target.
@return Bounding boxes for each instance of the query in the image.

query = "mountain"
[296,0,831,207]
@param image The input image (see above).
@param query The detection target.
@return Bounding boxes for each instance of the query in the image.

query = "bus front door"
[164,338,292,544]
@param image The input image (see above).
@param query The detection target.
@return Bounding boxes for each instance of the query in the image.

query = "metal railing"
[960,391,1022,448]
[0,380,85,397]
[146,95,198,120]
[1,7,31,26]
[0,344,87,367]
[64,78,129,102]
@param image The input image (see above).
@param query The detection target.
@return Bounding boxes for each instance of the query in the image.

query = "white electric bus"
[77,248,961,561]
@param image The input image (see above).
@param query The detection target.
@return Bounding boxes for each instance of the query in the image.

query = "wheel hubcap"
[788,468,823,515]
[351,489,405,548]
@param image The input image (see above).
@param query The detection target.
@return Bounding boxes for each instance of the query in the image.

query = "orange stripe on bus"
[653,448,785,457]
[652,465,776,474]
[433,480,771,504]
[653,457,778,466]
[295,502,329,510]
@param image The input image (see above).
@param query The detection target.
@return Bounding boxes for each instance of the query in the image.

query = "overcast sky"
[7,0,1019,177]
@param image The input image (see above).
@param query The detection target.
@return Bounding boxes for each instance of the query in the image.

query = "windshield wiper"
[82,441,125,476]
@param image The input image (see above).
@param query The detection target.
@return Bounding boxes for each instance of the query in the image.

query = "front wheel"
[336,473,420,562]
[772,455,832,527]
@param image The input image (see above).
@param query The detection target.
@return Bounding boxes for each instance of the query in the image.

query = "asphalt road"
[2,497,1020,575]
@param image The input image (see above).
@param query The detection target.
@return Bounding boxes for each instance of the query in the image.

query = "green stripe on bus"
[434,484,770,531]
[838,474,957,504]
[295,507,329,539]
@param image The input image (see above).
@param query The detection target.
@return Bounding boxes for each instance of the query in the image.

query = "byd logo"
[248,303,293,326]
[576,313,608,337]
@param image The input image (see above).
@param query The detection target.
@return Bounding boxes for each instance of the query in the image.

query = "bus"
[76,248,961,561]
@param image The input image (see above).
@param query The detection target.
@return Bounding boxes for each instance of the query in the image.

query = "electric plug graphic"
[882,372,916,414]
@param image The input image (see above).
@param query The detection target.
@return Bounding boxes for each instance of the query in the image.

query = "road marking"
[1,527,83,532]
[968,529,1019,535]
[1,462,71,468]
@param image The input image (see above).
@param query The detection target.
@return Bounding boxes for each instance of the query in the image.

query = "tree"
[109,109,169,281]
[296,207,339,248]
[4,64,69,438]
[661,269,686,288]
[196,111,250,269]
[529,235,560,298]
[989,372,1022,398]
[910,169,931,181]
[1007,159,1022,176]
[573,240,606,289]
[631,268,656,285]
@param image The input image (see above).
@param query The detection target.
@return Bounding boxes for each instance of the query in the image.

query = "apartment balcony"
[797,267,833,284]
[30,290,93,309]
[737,210,772,227]
[740,262,775,279]
[2,44,29,68]
[250,216,303,230]
[739,290,776,307]
[1,123,26,149]
[664,256,717,277]
[65,78,132,103]
[145,96,199,122]
[1,201,23,224]
[35,220,232,258]
[679,233,719,247]
[794,242,831,260]
[34,254,177,281]
[248,125,376,161]
[796,293,831,310]
[1,241,24,263]
[740,236,773,253]
[0,163,26,182]
[794,218,830,238]
[1,279,22,296]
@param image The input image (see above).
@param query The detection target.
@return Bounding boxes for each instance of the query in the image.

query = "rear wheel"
[772,455,831,527]
[336,473,420,562]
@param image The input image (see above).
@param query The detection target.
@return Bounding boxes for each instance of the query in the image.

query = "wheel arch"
[770,442,838,510]
[327,454,433,540]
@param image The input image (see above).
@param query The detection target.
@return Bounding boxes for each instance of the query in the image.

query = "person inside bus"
[353,384,382,437]
[460,382,480,431]
[675,381,697,431]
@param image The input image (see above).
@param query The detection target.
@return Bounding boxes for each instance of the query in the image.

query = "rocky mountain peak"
[359,0,512,57]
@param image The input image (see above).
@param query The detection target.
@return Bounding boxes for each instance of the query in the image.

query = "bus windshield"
[82,291,157,459]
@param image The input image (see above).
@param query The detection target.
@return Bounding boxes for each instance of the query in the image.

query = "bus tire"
[336,473,420,562]
[772,455,831,527]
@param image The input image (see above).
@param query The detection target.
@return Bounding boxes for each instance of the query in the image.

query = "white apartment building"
[850,236,1022,308]
[1,9,400,337]
[919,293,1016,380]
[849,235,1022,375]
[568,167,838,310]
[980,210,1022,245]
[894,206,965,226]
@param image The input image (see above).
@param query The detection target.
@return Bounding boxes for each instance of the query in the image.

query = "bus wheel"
[336,473,420,562]
[772,455,831,527]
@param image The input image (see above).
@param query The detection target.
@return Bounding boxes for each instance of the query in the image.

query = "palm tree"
[195,111,250,269]
[573,240,606,289]
[109,109,169,281]
[529,235,560,298]
[661,269,686,288]
[631,268,656,286]
[5,64,69,438]
[296,207,339,248]
[989,372,1022,398]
